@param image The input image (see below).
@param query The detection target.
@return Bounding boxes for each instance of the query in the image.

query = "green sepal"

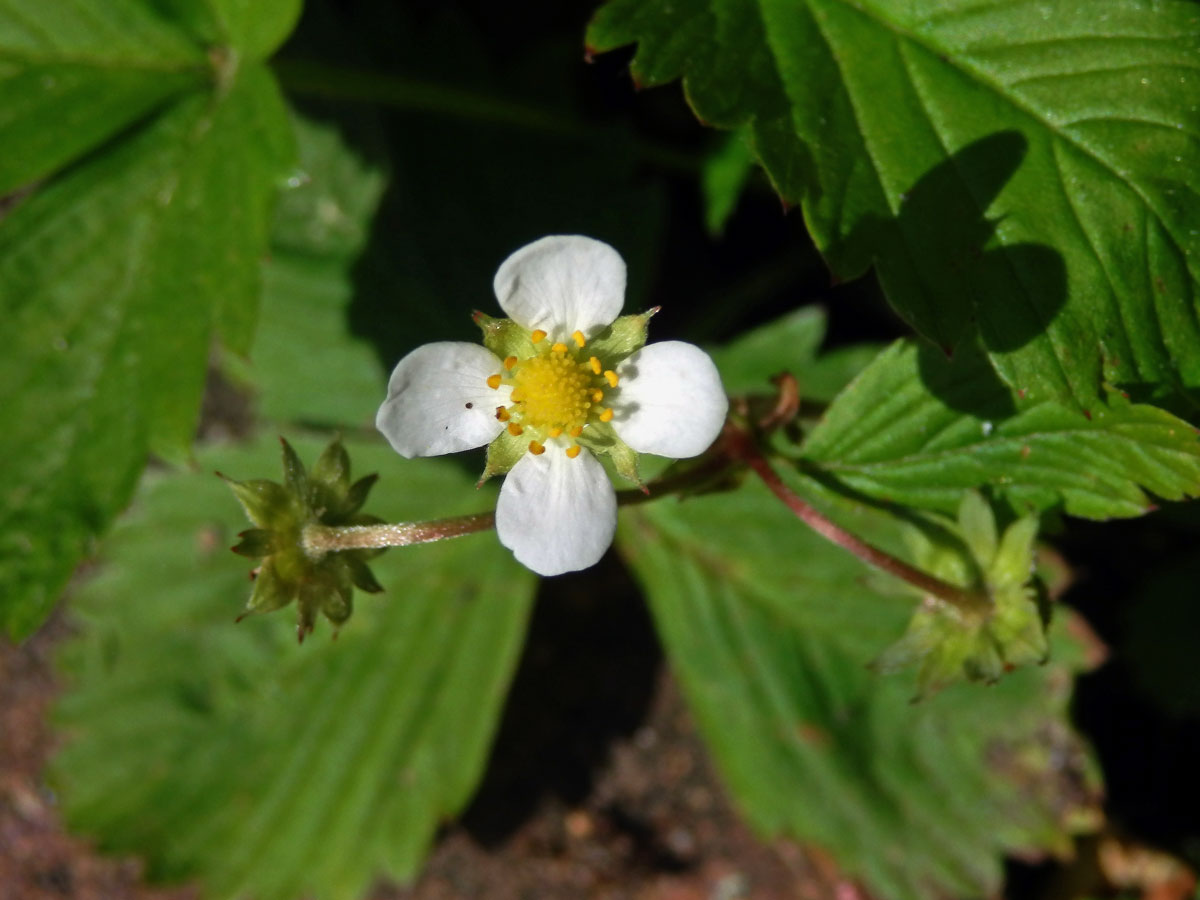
[231,528,276,558]
[480,429,528,484]
[958,490,998,570]
[221,477,300,531]
[343,473,379,517]
[878,492,1050,699]
[246,560,296,614]
[991,515,1038,591]
[475,313,535,360]
[311,437,351,494]
[280,437,308,499]
[901,519,976,590]
[223,437,387,637]
[586,308,658,365]
[346,556,385,594]
[322,587,354,628]
[577,420,643,486]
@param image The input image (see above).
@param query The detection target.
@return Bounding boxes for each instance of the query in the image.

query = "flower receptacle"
[222,437,384,641]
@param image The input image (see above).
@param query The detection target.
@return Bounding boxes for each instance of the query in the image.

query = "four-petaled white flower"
[376,235,728,576]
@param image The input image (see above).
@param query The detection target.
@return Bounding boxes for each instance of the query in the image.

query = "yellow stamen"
[569,425,583,437]
[495,406,510,421]
[604,370,619,388]
[531,329,547,343]
[548,426,563,438]
[599,408,614,422]
[566,444,582,459]
[592,389,604,402]
[504,355,518,371]
[551,341,568,354]
[589,356,602,374]
[510,388,526,402]
[528,440,545,455]
[572,330,586,348]
[507,423,524,436]
[486,374,502,390]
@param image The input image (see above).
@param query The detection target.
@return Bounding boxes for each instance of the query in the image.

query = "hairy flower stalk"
[302,512,495,556]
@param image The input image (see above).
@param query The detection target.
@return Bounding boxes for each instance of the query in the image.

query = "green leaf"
[0,64,294,639]
[0,0,300,196]
[0,0,209,194]
[205,0,302,59]
[616,482,1099,898]
[226,113,389,430]
[709,306,881,403]
[588,0,1200,410]
[801,340,1200,519]
[52,435,535,900]
[701,129,755,236]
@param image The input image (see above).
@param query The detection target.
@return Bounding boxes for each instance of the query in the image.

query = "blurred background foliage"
[2,0,1200,898]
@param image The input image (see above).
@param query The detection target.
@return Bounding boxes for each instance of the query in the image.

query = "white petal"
[492,235,626,338]
[495,445,617,576]
[613,341,728,458]
[376,342,507,457]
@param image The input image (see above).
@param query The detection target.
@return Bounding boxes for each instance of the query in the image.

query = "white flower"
[376,235,728,576]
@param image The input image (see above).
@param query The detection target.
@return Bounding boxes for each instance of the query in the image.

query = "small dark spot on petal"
[465,402,473,409]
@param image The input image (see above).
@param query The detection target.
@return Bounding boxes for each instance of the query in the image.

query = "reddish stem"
[725,424,991,616]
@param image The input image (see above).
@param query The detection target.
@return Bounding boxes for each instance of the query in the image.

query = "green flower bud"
[875,491,1049,699]
[222,437,383,641]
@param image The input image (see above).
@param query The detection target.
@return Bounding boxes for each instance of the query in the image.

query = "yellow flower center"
[512,352,594,433]
[485,330,620,458]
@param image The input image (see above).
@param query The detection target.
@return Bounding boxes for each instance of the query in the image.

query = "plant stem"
[303,512,494,556]
[725,425,992,617]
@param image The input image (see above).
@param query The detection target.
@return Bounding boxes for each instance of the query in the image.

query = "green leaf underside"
[244,113,389,429]
[0,0,300,195]
[52,436,535,900]
[616,482,1095,899]
[0,63,293,639]
[801,340,1200,519]
[588,0,1200,411]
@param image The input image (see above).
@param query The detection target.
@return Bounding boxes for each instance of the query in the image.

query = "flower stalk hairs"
[375,235,728,576]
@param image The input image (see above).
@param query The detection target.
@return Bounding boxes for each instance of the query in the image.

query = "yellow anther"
[548,426,563,438]
[566,444,583,459]
[599,407,614,422]
[510,388,526,402]
[528,440,545,455]
[569,425,583,437]
[592,389,604,402]
[504,355,518,371]
[572,330,586,348]
[531,329,547,343]
[495,406,510,422]
[589,356,602,374]
[486,374,502,390]
[604,370,619,388]
[507,423,524,436]
[551,342,568,354]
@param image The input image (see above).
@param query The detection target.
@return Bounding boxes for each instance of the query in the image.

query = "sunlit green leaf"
[52,435,534,900]
[589,0,1200,411]
[801,340,1200,519]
